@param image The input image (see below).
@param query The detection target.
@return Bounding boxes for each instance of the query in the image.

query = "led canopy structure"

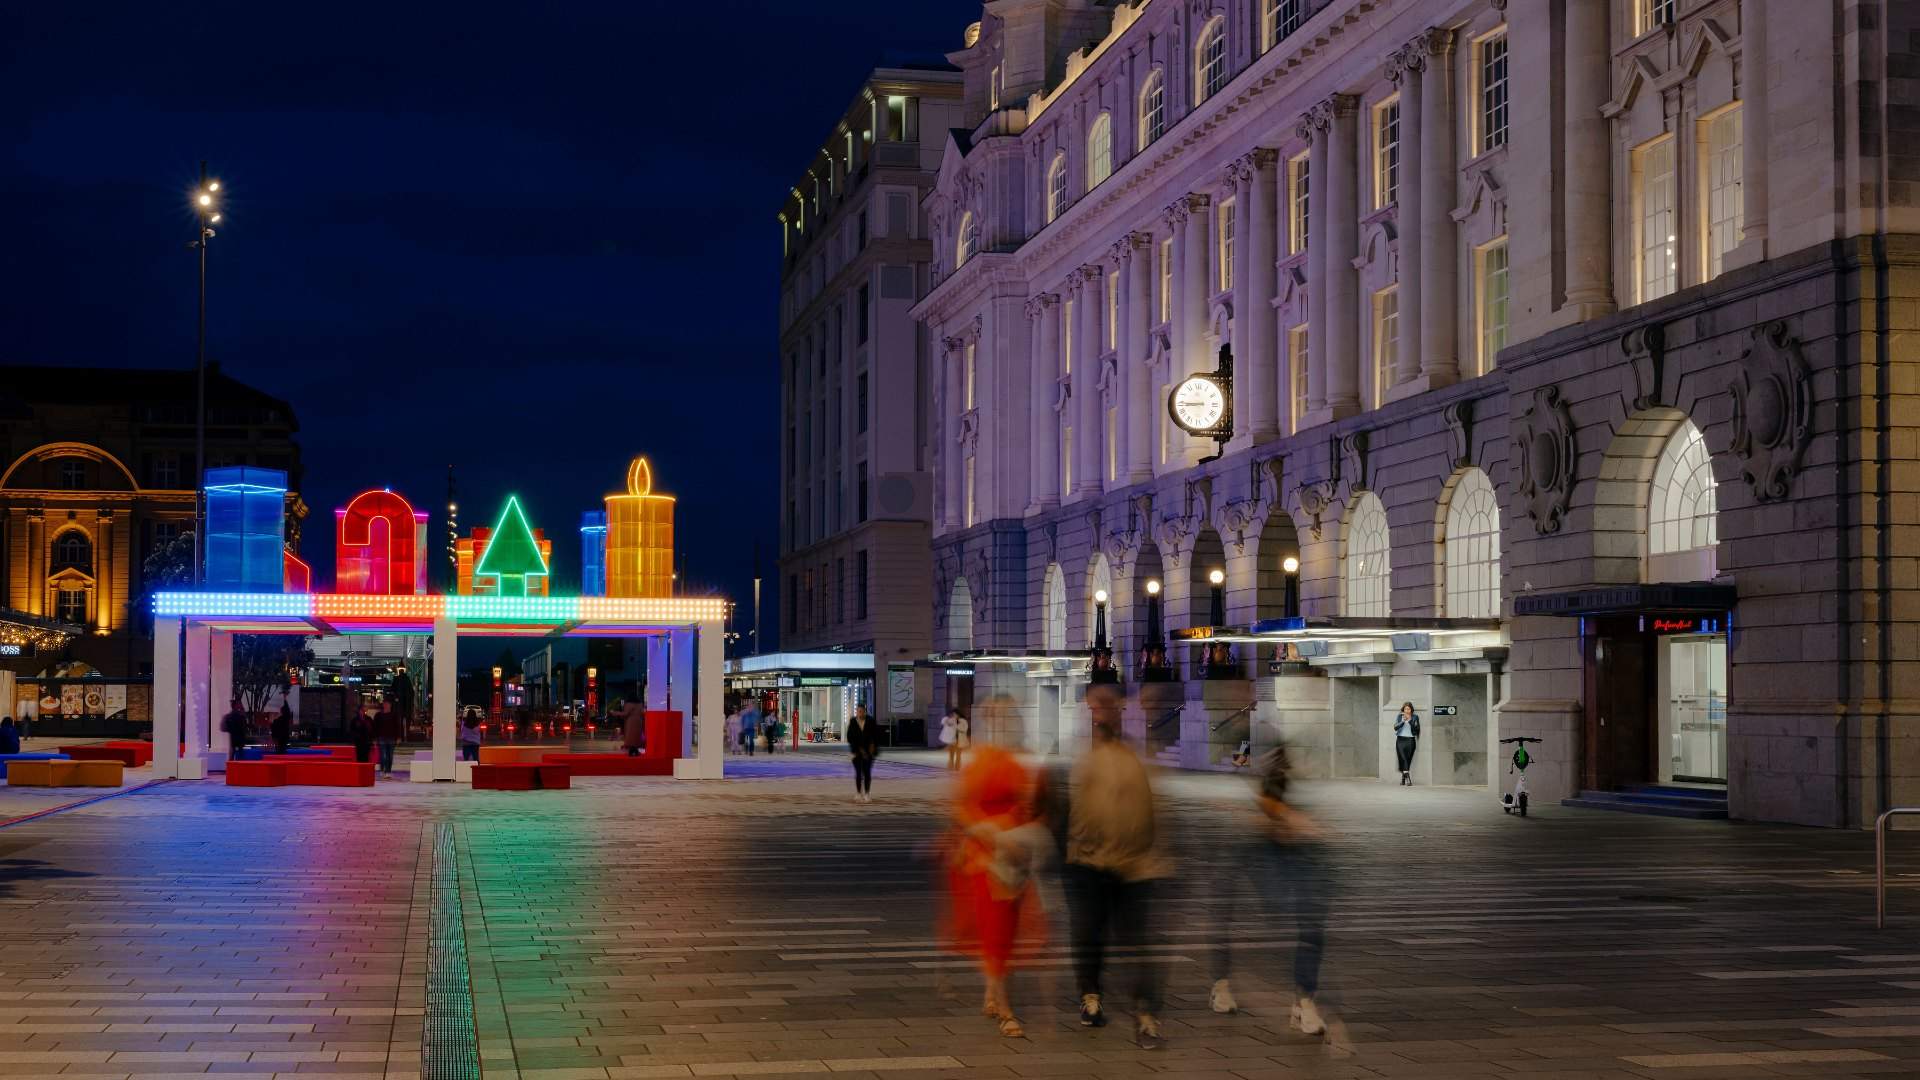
[151,590,727,635]
[471,496,549,597]
[606,456,675,598]
[336,489,428,595]
[203,466,288,592]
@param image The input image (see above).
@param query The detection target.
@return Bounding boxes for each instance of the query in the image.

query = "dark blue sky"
[1,0,977,648]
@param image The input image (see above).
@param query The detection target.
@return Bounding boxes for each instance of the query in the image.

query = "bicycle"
[1499,737,1543,817]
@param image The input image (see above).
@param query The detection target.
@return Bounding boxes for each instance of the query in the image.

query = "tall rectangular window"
[856,550,869,620]
[1702,105,1744,280]
[1637,0,1676,34]
[857,467,868,522]
[964,342,977,409]
[1478,33,1508,153]
[1062,426,1073,495]
[1634,137,1677,303]
[1106,271,1119,350]
[787,575,798,632]
[1375,99,1401,207]
[964,456,976,527]
[1264,0,1304,50]
[1217,198,1237,292]
[1478,238,1510,372]
[835,557,846,624]
[1289,154,1310,253]
[1158,237,1173,322]
[1373,288,1399,407]
[1105,406,1117,483]
[856,284,870,345]
[1290,325,1310,429]
[989,64,1002,110]
[1062,299,1073,373]
[856,372,869,433]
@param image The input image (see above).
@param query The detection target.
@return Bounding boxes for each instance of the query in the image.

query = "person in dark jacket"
[349,703,375,764]
[1393,702,1420,786]
[222,698,251,756]
[270,703,293,754]
[0,717,19,756]
[372,701,401,777]
[847,705,881,803]
[617,698,645,757]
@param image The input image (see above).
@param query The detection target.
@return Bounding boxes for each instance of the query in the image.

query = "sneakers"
[1134,1013,1163,1050]
[1293,995,1326,1036]
[1079,994,1107,1027]
[1209,978,1238,1014]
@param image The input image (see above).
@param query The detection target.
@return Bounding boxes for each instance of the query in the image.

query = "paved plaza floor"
[1,745,1919,1079]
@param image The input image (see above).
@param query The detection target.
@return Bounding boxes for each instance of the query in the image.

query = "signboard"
[102,684,128,721]
[776,676,798,688]
[0,643,35,658]
[1649,615,1725,635]
[1431,705,1458,717]
[887,666,916,714]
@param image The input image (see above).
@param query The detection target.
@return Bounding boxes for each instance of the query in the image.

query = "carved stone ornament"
[1728,320,1813,502]
[1293,478,1338,541]
[1042,521,1059,565]
[958,408,980,451]
[1218,498,1261,553]
[968,546,993,625]
[1253,455,1284,509]
[1103,528,1138,575]
[1339,431,1371,493]
[1623,324,1666,411]
[1154,512,1196,566]
[1513,385,1577,534]
[1443,399,1474,468]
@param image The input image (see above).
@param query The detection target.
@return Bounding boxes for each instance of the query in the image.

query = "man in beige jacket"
[1062,682,1169,1049]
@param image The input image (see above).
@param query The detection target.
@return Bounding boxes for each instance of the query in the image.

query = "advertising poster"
[887,665,916,715]
[102,684,127,722]
[39,690,60,717]
[60,684,84,717]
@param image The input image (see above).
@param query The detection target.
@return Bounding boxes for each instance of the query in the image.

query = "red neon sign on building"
[336,489,429,595]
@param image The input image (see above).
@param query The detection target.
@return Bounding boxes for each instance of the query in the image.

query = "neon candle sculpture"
[605,457,675,598]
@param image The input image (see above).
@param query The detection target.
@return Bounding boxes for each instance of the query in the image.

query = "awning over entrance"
[1513,583,1735,617]
[152,592,726,636]
[1171,616,1502,645]
[922,650,1091,677]
[726,651,874,675]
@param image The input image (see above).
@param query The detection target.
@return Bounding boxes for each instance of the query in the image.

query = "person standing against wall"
[848,704,880,802]
[1393,702,1420,786]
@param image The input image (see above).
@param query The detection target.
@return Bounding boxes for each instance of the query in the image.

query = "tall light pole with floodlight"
[190,163,222,586]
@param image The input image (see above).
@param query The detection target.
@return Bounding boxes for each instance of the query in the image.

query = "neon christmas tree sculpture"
[472,496,549,597]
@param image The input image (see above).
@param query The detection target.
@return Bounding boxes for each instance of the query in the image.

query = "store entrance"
[1659,634,1727,784]
[1583,614,1728,790]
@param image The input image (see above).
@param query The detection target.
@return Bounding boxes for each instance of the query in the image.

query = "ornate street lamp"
[1282,553,1301,618]
[190,165,221,585]
[1204,568,1235,679]
[1140,579,1172,682]
[1089,588,1119,684]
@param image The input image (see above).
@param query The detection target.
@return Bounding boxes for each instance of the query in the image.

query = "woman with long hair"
[943,717,1045,1037]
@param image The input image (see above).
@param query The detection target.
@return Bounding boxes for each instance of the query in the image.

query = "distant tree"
[232,634,314,719]
[142,529,196,593]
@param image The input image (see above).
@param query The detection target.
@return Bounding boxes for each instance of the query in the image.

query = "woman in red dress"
[944,738,1044,1037]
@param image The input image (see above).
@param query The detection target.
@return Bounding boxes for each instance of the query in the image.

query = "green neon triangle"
[474,495,549,598]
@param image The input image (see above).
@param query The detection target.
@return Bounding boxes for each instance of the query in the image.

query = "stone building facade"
[776,66,966,730]
[906,0,1920,827]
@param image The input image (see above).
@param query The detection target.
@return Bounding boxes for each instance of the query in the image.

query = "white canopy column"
[181,622,211,780]
[153,616,181,779]
[432,615,457,779]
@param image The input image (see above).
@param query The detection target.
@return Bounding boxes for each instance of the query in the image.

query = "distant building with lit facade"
[774,64,965,738]
[0,363,304,683]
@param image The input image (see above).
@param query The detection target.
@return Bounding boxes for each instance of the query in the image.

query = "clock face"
[1171,375,1226,433]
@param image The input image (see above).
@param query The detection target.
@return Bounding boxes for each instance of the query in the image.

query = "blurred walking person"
[349,702,374,764]
[372,699,400,777]
[1055,683,1170,1049]
[740,700,758,755]
[617,698,645,757]
[944,742,1045,1037]
[270,702,293,754]
[222,698,251,758]
[847,704,880,802]
[458,708,484,761]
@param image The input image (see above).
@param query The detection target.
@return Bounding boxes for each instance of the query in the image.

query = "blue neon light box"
[204,466,288,592]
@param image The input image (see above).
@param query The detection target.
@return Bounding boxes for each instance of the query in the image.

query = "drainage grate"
[422,824,480,1080]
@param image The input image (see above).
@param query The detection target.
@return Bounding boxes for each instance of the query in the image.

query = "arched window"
[1342,492,1391,617]
[1139,69,1165,147]
[946,577,974,649]
[1046,151,1069,223]
[51,530,91,573]
[1042,564,1067,650]
[1443,469,1502,618]
[1195,18,1228,104]
[955,211,976,268]
[1086,112,1113,189]
[1650,421,1717,556]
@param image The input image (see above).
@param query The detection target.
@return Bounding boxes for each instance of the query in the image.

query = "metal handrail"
[1210,701,1256,733]
[1147,707,1182,731]
[1877,807,1920,928]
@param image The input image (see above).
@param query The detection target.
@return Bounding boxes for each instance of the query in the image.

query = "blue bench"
[233,747,326,761]
[0,752,70,776]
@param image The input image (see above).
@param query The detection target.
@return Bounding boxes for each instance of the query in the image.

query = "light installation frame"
[152,591,727,634]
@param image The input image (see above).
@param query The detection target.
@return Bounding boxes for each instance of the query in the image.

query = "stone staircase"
[1561,783,1729,820]
[1151,744,1183,770]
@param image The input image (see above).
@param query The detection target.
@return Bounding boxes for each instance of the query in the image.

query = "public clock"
[1169,374,1227,434]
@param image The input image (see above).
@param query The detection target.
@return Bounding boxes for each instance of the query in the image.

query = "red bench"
[60,745,141,767]
[283,761,375,786]
[227,761,287,786]
[472,763,571,790]
[541,753,672,777]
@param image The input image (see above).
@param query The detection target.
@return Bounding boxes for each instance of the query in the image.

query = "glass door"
[1662,635,1727,783]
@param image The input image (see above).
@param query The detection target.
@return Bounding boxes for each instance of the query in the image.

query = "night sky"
[2,1,979,656]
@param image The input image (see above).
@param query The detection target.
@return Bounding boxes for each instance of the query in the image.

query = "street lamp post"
[1141,578,1172,682]
[1204,568,1232,679]
[1089,588,1118,684]
[1282,553,1301,618]
[190,164,221,586]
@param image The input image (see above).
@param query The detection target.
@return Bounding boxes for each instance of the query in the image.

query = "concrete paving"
[0,744,1917,1078]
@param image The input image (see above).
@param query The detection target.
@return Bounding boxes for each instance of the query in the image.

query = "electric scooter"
[1499,737,1542,816]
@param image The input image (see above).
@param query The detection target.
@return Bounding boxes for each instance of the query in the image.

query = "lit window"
[1373,288,1399,406]
[1043,563,1067,650]
[1139,70,1165,147]
[1047,151,1069,223]
[964,342,977,409]
[1087,112,1113,189]
[1342,491,1391,617]
[1703,105,1744,280]
[1289,153,1310,254]
[52,530,91,572]
[956,210,976,268]
[1443,468,1502,619]
[964,456,977,527]
[1217,198,1236,292]
[1636,0,1676,35]
[1478,238,1509,372]
[1478,33,1508,153]
[1264,0,1304,50]
[1650,421,1717,557]
[1195,18,1228,103]
[1158,237,1173,323]
[1105,405,1117,483]
[1634,137,1677,303]
[1063,298,1073,373]
[1062,425,1074,494]
[1375,98,1401,207]
[1290,325,1310,430]
[1106,271,1118,350]
[57,587,86,624]
[989,64,1002,110]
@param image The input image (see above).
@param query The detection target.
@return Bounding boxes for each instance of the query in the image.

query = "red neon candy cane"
[337,489,420,595]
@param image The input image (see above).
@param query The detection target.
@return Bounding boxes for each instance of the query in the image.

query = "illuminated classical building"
[0,363,304,681]
[902,0,1919,828]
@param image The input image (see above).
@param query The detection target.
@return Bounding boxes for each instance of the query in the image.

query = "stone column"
[1110,238,1134,480]
[1299,109,1330,416]
[1564,2,1616,315]
[1074,266,1103,495]
[1179,195,1213,460]
[942,337,964,526]
[1417,29,1459,386]
[1733,0,1768,261]
[1324,93,1362,416]
[1226,162,1252,437]
[1389,46,1425,388]
[1026,294,1061,513]
[1124,233,1155,481]
[1241,149,1280,441]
